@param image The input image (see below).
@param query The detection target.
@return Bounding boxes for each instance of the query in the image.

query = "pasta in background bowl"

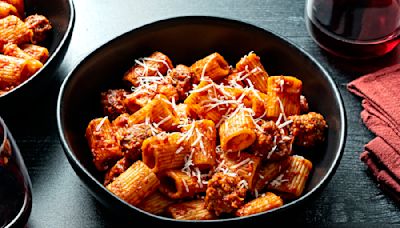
[0,0,74,104]
[57,16,346,224]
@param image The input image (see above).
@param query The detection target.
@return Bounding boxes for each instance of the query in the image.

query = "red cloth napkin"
[347,64,400,203]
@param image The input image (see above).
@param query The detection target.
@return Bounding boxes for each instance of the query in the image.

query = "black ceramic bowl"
[0,0,74,103]
[57,16,346,224]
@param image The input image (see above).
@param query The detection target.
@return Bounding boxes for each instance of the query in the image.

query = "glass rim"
[0,116,7,155]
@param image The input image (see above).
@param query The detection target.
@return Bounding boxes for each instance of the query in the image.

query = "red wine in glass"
[0,118,32,228]
[305,0,400,59]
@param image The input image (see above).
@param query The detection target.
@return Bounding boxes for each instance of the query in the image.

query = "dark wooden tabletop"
[1,0,399,227]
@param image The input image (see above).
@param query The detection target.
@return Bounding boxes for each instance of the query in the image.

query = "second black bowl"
[57,16,346,224]
[0,0,75,104]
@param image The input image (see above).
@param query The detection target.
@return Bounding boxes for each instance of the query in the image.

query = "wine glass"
[0,117,32,228]
[305,0,400,59]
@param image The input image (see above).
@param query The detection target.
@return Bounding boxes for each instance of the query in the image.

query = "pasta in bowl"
[0,0,74,103]
[85,51,327,219]
[57,16,345,224]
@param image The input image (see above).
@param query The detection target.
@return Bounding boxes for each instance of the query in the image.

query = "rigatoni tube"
[221,151,261,190]
[266,76,302,119]
[184,79,225,124]
[106,160,160,206]
[253,158,291,193]
[235,192,283,217]
[0,54,41,90]
[236,52,269,93]
[190,52,230,82]
[219,107,256,152]
[123,51,173,87]
[167,200,217,220]
[141,132,189,173]
[137,191,175,215]
[103,157,132,186]
[0,2,19,18]
[1,0,24,16]
[126,94,180,131]
[3,43,43,68]
[181,120,217,171]
[85,117,122,171]
[0,15,32,51]
[159,169,207,199]
[267,155,312,199]
[20,44,49,63]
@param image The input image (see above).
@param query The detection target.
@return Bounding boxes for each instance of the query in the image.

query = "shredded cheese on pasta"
[238,179,249,189]
[95,116,108,131]
[182,179,189,193]
[230,158,252,170]
[269,174,289,187]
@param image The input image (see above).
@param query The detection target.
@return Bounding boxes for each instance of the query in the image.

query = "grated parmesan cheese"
[189,83,214,94]
[200,56,215,80]
[269,174,289,187]
[238,179,249,189]
[194,167,203,188]
[95,116,108,131]
[191,129,203,147]
[230,158,251,170]
[278,119,293,129]
[276,113,283,125]
[142,57,171,70]
[153,116,172,128]
[267,144,278,159]
[177,121,196,144]
[182,179,189,193]
[279,79,285,92]
[181,150,194,176]
[245,78,255,89]
[277,97,287,121]
[144,116,159,136]
[175,146,185,154]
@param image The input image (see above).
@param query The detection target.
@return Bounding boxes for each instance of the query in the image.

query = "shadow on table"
[364,170,400,207]
[85,196,319,227]
[320,45,400,80]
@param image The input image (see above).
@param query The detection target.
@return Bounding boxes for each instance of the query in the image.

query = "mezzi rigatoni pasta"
[85,51,327,220]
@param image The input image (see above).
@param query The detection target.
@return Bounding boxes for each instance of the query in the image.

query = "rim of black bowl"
[0,0,75,98]
[57,15,346,223]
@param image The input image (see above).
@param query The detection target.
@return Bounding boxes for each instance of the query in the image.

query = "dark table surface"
[1,0,400,227]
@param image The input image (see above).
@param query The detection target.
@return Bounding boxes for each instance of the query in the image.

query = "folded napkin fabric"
[347,64,400,202]
[360,151,400,203]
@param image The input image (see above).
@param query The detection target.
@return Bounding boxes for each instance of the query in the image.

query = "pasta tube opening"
[160,175,178,195]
